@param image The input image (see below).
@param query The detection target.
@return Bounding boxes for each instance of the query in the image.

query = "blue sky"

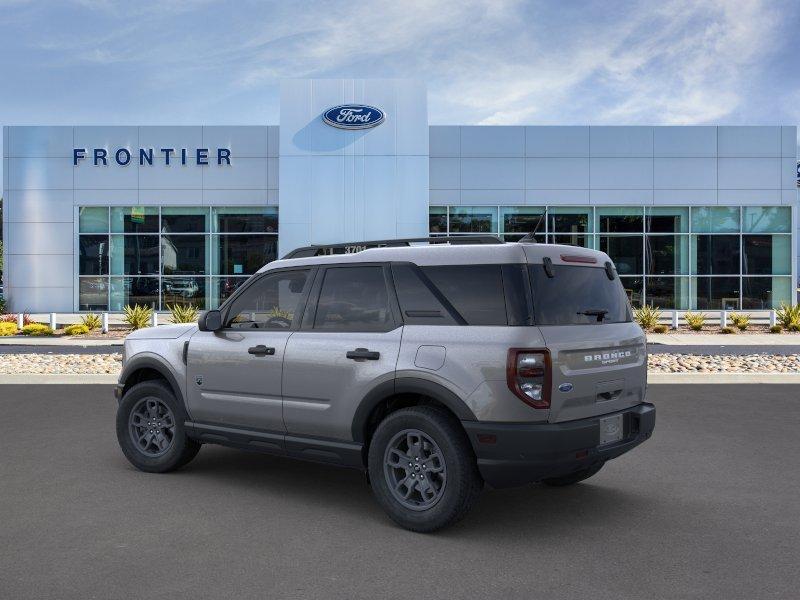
[2,0,799,187]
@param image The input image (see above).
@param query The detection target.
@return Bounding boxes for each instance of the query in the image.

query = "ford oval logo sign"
[558,382,574,393]
[322,104,385,130]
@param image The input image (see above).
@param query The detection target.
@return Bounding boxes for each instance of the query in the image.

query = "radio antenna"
[518,208,548,244]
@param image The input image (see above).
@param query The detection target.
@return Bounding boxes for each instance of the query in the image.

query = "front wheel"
[116,380,201,473]
[368,406,483,533]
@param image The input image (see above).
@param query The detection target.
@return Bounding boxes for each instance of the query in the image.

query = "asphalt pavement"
[0,384,798,599]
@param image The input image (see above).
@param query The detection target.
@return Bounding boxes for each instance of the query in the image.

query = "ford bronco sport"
[115,236,655,532]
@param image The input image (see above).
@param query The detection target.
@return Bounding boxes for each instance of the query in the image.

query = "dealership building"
[2,78,797,312]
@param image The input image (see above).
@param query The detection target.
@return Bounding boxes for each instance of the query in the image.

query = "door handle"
[248,345,275,356]
[346,348,380,360]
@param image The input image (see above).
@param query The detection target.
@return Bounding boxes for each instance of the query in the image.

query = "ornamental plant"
[21,323,54,336]
[728,313,750,331]
[769,325,783,334]
[80,313,102,330]
[683,311,706,331]
[633,305,661,331]
[0,313,33,326]
[719,326,736,334]
[776,303,800,330]
[0,322,17,336]
[123,304,153,331]
[168,304,199,324]
[64,323,90,336]
[652,324,668,334]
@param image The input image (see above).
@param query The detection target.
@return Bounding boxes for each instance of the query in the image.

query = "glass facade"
[429,205,793,310]
[78,206,278,311]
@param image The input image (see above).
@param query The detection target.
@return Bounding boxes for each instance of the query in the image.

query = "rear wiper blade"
[577,309,609,322]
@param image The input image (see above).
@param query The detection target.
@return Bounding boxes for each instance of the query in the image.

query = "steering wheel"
[265,315,292,328]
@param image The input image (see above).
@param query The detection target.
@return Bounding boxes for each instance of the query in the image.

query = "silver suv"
[115,237,655,532]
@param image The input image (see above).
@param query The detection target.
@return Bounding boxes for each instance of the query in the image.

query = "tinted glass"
[448,207,498,233]
[226,270,309,329]
[646,277,688,309]
[429,207,447,234]
[214,277,248,307]
[742,235,791,276]
[161,207,207,233]
[693,277,740,310]
[110,277,160,310]
[742,206,790,233]
[646,235,687,275]
[79,235,109,275]
[598,209,643,233]
[79,207,108,233]
[111,235,160,275]
[391,265,456,325]
[421,265,508,326]
[79,277,108,310]
[619,276,644,308]
[599,236,643,275]
[216,235,277,275]
[529,265,631,325]
[548,211,589,233]
[162,277,206,308]
[214,208,278,233]
[646,207,689,233]
[501,207,543,237]
[742,277,791,309]
[111,207,158,233]
[162,235,206,275]
[548,234,590,247]
[694,235,739,275]
[691,207,739,233]
[314,267,393,331]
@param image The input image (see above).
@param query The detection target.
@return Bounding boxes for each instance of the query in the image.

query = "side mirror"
[198,310,223,332]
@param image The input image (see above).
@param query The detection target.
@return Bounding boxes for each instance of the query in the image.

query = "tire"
[368,406,483,533]
[116,380,201,473]
[542,462,604,487]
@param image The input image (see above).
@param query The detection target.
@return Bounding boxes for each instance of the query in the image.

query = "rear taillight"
[506,349,551,409]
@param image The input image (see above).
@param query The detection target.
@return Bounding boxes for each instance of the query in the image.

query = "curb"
[647,373,800,384]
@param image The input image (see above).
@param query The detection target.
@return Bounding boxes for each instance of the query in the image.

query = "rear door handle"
[346,348,380,360]
[248,345,275,356]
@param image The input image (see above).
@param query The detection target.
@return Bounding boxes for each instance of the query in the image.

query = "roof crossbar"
[283,235,503,259]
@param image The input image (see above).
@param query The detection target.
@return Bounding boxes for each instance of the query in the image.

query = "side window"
[391,264,457,325]
[421,265,509,326]
[225,269,309,330]
[313,266,393,332]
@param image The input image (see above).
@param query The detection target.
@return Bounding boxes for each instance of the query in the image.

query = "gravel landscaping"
[1,351,799,375]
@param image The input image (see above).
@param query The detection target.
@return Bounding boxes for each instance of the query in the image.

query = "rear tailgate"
[540,322,647,423]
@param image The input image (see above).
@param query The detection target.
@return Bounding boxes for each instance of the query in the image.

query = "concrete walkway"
[647,333,800,345]
[0,337,123,346]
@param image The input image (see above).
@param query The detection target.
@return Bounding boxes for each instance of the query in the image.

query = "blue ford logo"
[323,104,385,130]
[558,383,574,393]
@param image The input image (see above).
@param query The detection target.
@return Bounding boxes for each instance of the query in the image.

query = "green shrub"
[0,297,5,313]
[80,313,102,330]
[168,304,199,324]
[769,324,783,334]
[729,312,750,331]
[683,311,706,331]
[21,323,54,336]
[633,305,661,330]
[123,304,153,330]
[0,322,18,336]
[720,326,736,334]
[652,324,668,334]
[789,323,800,333]
[64,323,90,336]
[776,303,800,329]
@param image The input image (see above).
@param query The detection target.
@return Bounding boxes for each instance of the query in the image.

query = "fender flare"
[351,377,477,443]
[119,354,186,409]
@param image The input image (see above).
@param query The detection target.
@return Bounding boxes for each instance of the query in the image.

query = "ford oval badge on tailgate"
[558,382,574,393]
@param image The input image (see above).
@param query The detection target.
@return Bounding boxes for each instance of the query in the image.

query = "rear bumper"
[462,402,655,489]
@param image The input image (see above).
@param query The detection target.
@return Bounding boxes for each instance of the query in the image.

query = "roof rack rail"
[282,235,503,259]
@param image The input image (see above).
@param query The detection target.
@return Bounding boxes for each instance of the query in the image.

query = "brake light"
[560,254,597,264]
[507,349,551,409]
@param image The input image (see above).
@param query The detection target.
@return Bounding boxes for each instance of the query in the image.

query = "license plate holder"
[599,413,624,446]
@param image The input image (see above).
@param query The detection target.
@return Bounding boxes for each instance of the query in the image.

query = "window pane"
[529,265,632,325]
[429,207,447,233]
[314,267,392,331]
[111,206,158,233]
[501,206,544,237]
[646,235,688,275]
[227,270,309,329]
[597,207,643,233]
[161,207,208,233]
[548,207,592,233]
[743,235,791,276]
[448,206,498,233]
[79,277,108,310]
[79,207,108,233]
[742,206,790,233]
[503,233,545,243]
[162,277,206,309]
[110,277,159,311]
[110,235,159,275]
[693,235,739,275]
[647,207,689,233]
[646,277,689,309]
[391,265,457,325]
[692,277,740,310]
[162,234,207,275]
[215,235,277,275]
[691,206,739,233]
[79,235,109,275]
[421,265,508,325]
[599,236,643,275]
[213,207,278,233]
[548,234,591,247]
[211,277,248,309]
[619,276,643,308]
[742,277,792,309]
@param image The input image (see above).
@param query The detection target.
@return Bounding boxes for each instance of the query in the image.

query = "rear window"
[529,265,632,325]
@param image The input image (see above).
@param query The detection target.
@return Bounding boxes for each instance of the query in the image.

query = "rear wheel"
[116,380,200,473]
[542,462,604,487]
[368,406,482,532]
